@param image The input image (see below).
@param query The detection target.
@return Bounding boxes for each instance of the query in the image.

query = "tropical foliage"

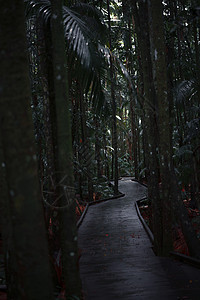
[0,0,200,298]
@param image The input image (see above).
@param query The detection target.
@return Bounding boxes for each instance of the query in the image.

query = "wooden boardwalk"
[78,178,200,300]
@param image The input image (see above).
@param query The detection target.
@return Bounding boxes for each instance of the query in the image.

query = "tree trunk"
[107,0,119,195]
[95,117,102,179]
[122,3,139,179]
[50,0,82,296]
[0,0,54,298]
[193,18,200,102]
[132,0,162,254]
[79,86,94,201]
[0,135,15,299]
[148,0,173,255]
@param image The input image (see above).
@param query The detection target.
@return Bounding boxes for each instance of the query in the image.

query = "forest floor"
[78,178,200,300]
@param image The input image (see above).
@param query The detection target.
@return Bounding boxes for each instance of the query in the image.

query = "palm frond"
[98,44,139,106]
[175,80,196,104]
[70,2,107,43]
[24,0,121,114]
[62,6,91,68]
[24,0,92,67]
[24,0,51,23]
[174,145,193,158]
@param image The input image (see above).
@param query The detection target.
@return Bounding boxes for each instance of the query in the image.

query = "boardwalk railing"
[136,197,200,269]
[76,192,125,228]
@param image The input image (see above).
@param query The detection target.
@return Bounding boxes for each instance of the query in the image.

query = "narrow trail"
[78,178,200,299]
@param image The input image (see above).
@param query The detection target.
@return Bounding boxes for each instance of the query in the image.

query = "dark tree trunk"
[79,86,94,201]
[0,0,54,298]
[95,117,102,179]
[132,0,162,254]
[107,0,119,195]
[147,0,174,255]
[50,0,82,296]
[0,135,15,299]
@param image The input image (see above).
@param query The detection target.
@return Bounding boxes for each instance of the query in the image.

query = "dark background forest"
[0,0,200,299]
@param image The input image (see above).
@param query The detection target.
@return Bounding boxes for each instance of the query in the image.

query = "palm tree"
[25,0,108,296]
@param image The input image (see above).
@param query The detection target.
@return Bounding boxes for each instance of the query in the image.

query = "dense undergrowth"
[139,189,200,256]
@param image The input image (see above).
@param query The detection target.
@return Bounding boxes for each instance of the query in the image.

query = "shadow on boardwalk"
[78,178,200,300]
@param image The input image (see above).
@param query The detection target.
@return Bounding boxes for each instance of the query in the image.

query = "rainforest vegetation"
[0,0,200,299]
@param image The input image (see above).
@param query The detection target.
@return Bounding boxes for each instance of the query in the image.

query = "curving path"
[78,178,200,299]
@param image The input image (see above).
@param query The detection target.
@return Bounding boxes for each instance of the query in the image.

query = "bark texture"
[50,0,82,295]
[0,0,54,298]
[132,0,162,254]
[107,0,119,194]
[148,0,173,255]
